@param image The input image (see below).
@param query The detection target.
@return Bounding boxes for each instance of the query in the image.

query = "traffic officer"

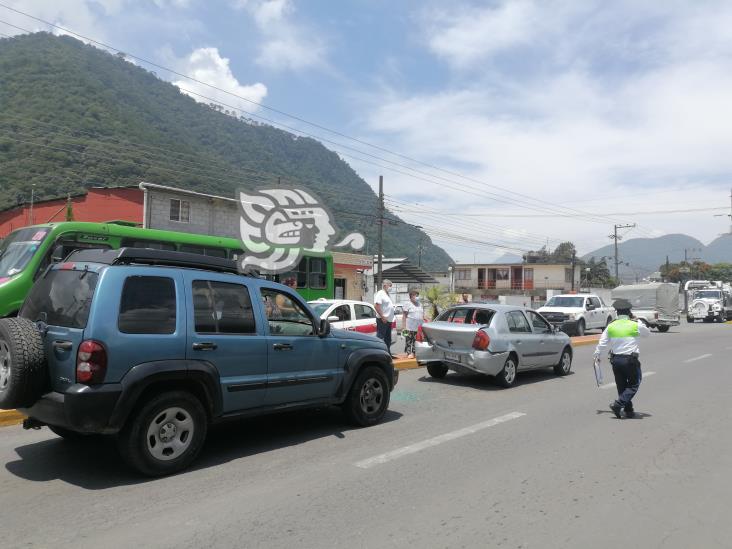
[593,299,651,418]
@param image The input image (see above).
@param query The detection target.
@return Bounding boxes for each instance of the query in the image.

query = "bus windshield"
[0,227,49,278]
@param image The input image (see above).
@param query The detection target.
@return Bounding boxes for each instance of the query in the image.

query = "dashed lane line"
[354,412,526,469]
[684,354,713,363]
[599,371,656,390]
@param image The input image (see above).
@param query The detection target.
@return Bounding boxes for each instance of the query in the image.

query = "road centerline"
[600,371,656,390]
[354,412,526,469]
[684,354,713,363]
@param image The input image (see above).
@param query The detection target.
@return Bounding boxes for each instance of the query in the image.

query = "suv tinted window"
[118,276,176,334]
[20,269,98,328]
[355,304,376,319]
[261,289,314,336]
[192,281,256,334]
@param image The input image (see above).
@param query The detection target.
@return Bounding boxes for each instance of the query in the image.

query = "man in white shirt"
[593,299,651,418]
[374,279,394,350]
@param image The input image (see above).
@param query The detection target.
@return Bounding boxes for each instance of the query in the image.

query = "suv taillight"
[472,330,490,351]
[76,340,108,384]
[416,325,424,343]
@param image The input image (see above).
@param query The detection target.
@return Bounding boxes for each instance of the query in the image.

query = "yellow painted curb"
[394,358,420,370]
[0,410,25,428]
[571,335,601,347]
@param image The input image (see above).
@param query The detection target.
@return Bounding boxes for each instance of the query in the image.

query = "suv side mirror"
[318,318,331,337]
[586,303,595,310]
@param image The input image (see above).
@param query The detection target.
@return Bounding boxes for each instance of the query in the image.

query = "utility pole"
[376,175,384,291]
[609,223,635,283]
[418,234,425,268]
[29,184,36,226]
[570,250,576,291]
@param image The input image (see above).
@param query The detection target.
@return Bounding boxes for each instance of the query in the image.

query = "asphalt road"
[1,321,731,549]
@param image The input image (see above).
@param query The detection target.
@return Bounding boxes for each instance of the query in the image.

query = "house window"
[565,268,573,283]
[170,199,190,223]
[456,269,471,280]
[496,268,509,281]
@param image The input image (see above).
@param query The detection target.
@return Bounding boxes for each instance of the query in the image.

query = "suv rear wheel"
[0,318,46,410]
[117,391,207,477]
[343,366,390,427]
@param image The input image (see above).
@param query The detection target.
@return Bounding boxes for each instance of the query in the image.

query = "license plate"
[444,352,461,363]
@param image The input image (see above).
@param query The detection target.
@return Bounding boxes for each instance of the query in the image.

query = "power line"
[0,8,640,228]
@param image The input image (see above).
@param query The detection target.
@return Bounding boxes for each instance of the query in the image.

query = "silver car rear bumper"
[415,341,508,376]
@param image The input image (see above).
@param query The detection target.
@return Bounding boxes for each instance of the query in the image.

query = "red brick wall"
[0,187,144,237]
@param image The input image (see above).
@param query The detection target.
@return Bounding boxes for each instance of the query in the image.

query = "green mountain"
[582,234,710,281]
[0,33,452,270]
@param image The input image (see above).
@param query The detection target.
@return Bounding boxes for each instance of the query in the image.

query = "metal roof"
[372,258,437,284]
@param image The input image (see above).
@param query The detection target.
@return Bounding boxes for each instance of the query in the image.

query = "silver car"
[415,304,572,388]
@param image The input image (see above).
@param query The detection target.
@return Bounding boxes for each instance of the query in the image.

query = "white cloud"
[352,1,732,260]
[172,47,268,112]
[425,0,540,68]
[233,0,326,71]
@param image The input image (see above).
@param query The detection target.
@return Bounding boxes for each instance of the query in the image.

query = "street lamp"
[448,265,454,293]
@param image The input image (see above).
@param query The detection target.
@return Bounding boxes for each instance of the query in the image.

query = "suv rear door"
[20,264,101,392]
[258,285,340,406]
[182,272,268,412]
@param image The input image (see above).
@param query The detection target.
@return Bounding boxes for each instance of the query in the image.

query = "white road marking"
[684,354,712,363]
[600,371,656,390]
[354,412,526,469]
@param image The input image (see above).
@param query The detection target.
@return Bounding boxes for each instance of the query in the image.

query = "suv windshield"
[20,269,99,328]
[0,227,49,278]
[545,296,584,308]
[694,290,721,299]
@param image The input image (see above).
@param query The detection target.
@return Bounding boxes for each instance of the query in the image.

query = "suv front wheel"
[343,366,390,427]
[117,391,208,476]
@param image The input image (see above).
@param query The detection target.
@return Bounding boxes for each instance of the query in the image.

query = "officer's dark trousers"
[610,355,642,409]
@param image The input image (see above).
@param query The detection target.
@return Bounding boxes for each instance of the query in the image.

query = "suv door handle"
[273,343,293,351]
[192,342,217,351]
[53,340,73,351]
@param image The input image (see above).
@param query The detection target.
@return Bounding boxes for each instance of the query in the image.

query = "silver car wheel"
[504,359,517,384]
[145,406,195,461]
[359,377,384,415]
[0,341,11,394]
[561,351,571,373]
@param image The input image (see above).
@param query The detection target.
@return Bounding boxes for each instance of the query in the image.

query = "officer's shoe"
[609,402,623,419]
[624,407,635,419]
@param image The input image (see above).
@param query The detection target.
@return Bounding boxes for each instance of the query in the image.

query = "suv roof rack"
[65,247,244,275]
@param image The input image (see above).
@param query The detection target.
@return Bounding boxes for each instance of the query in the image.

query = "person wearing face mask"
[374,279,395,351]
[402,289,425,358]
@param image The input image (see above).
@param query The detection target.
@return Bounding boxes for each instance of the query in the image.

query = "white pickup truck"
[537,294,616,336]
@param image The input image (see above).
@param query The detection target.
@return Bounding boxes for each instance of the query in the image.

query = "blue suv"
[0,248,397,476]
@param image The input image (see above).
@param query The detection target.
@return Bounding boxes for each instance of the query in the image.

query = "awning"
[372,258,437,284]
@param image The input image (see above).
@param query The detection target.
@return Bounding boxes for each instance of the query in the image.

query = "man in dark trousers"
[593,299,651,418]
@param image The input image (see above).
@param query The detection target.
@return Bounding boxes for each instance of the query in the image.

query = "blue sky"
[3,0,732,265]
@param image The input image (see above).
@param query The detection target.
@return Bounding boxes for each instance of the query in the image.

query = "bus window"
[121,239,176,251]
[281,257,307,288]
[309,257,327,289]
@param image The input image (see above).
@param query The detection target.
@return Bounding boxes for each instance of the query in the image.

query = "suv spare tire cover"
[0,318,47,409]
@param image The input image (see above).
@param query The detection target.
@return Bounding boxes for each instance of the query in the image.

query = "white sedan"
[308,299,399,346]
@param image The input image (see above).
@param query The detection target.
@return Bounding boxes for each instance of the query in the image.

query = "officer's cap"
[612,298,632,313]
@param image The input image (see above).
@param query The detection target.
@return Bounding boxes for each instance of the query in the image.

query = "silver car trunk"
[422,322,483,352]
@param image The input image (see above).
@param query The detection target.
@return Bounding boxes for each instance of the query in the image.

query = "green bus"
[0,221,334,316]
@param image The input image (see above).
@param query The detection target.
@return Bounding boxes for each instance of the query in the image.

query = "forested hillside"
[0,33,452,270]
